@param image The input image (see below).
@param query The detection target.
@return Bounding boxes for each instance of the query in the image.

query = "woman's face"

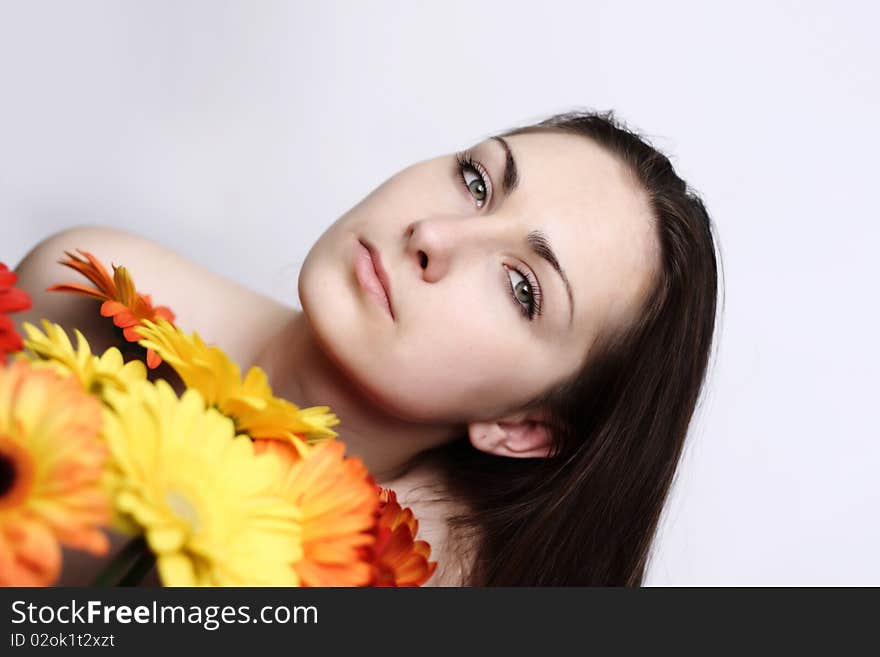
[299,129,659,423]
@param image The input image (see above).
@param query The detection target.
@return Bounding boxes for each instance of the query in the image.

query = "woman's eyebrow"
[490,136,520,198]
[528,230,575,327]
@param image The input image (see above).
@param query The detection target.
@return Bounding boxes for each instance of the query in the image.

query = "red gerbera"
[0,262,32,364]
[46,249,175,368]
[368,486,438,587]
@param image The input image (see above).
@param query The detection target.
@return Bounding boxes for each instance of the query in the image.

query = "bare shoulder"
[416,502,475,587]
[13,225,294,366]
[384,464,475,587]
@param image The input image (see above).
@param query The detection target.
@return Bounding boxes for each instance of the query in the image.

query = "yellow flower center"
[0,436,35,511]
[165,490,201,534]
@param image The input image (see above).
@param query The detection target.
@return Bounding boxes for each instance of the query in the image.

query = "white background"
[1,1,877,585]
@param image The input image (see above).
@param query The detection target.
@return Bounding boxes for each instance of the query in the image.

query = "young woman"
[14,109,721,586]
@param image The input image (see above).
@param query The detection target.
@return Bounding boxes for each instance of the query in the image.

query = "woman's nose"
[405,215,485,283]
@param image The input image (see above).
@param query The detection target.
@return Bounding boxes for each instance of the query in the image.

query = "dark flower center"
[0,436,34,508]
[0,451,16,498]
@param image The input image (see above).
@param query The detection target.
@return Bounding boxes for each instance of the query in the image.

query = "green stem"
[90,536,149,587]
[117,543,157,586]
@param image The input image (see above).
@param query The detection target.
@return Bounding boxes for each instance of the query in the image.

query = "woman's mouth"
[354,239,394,320]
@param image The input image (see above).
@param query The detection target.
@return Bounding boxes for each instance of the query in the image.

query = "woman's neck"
[252,310,460,484]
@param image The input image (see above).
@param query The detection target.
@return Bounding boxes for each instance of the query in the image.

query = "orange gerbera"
[254,438,379,586]
[46,249,175,368]
[368,487,438,587]
[0,360,110,586]
[0,263,32,364]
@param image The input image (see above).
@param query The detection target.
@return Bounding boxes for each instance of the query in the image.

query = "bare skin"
[13,130,660,586]
[12,226,467,585]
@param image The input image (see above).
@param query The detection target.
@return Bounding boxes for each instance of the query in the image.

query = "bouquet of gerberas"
[0,252,437,587]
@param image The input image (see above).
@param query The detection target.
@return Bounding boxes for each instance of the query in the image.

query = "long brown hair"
[407,108,722,585]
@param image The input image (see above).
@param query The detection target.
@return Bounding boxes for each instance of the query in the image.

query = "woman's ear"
[467,416,554,459]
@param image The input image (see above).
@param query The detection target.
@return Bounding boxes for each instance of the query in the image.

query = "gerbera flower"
[101,379,302,586]
[46,249,175,368]
[21,320,147,399]
[254,439,378,586]
[137,318,340,444]
[0,263,32,365]
[0,360,109,586]
[368,487,438,587]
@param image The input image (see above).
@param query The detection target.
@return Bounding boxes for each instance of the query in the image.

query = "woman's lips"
[354,239,394,320]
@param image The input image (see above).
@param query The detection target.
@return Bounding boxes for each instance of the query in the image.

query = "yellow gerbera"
[0,360,109,586]
[101,379,303,586]
[21,320,147,399]
[254,438,379,586]
[136,318,339,444]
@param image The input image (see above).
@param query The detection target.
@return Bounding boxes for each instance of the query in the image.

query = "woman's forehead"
[492,130,638,196]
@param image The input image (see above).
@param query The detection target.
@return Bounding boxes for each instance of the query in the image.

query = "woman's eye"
[505,265,540,321]
[456,152,492,209]
[462,167,487,206]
